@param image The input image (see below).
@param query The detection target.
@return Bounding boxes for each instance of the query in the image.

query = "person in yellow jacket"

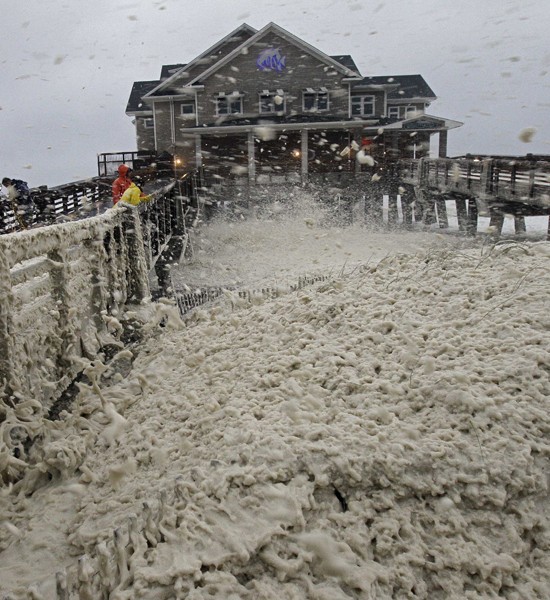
[118,182,152,206]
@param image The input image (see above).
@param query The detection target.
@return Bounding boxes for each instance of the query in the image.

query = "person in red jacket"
[112,164,133,204]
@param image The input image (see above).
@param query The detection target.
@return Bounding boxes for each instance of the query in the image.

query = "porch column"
[301,129,309,182]
[354,129,362,174]
[247,131,256,183]
[390,133,399,160]
[438,130,448,158]
[195,135,202,168]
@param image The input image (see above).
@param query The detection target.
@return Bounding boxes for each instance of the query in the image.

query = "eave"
[143,88,205,103]
[388,97,437,104]
[178,118,379,136]
[144,24,258,99]
[382,114,463,131]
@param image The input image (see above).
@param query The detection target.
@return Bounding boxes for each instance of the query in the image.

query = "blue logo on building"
[256,48,286,72]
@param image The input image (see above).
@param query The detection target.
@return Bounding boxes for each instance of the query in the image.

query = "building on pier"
[125,22,462,180]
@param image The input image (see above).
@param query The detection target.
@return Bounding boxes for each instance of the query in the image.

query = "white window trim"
[143,117,154,129]
[387,106,400,119]
[216,92,244,116]
[351,94,375,117]
[259,90,286,114]
[302,90,329,113]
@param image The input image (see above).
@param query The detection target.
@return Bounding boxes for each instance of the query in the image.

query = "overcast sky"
[1,0,548,188]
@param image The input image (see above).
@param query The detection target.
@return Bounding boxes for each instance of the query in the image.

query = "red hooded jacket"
[112,164,132,204]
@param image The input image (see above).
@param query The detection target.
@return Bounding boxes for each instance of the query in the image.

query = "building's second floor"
[126,22,442,150]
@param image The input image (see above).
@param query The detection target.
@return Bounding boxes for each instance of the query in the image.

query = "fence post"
[122,207,150,303]
[48,245,78,374]
[55,570,69,600]
[0,245,16,398]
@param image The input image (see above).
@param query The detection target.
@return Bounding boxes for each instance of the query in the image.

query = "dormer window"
[303,88,329,112]
[216,92,243,116]
[259,89,286,114]
[351,94,375,117]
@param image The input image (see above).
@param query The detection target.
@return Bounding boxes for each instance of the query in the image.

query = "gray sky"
[1,0,548,188]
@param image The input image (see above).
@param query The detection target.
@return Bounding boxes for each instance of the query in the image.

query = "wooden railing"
[0,173,207,487]
[399,157,550,211]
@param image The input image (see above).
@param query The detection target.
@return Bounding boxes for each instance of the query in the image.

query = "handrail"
[399,157,550,209]
[0,207,148,409]
[0,173,207,488]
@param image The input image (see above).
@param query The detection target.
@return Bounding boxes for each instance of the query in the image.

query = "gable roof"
[126,80,159,114]
[186,22,362,85]
[144,22,363,97]
[145,23,258,99]
[330,54,360,73]
[160,64,186,80]
[356,74,436,101]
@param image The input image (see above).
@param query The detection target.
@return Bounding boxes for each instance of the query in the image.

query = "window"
[259,90,285,114]
[303,89,329,112]
[143,118,154,129]
[181,101,195,115]
[387,106,400,119]
[216,92,243,116]
[351,95,375,117]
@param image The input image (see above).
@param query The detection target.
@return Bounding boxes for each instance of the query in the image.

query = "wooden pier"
[398,156,550,237]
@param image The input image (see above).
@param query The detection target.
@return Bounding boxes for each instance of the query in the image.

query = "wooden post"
[400,185,414,227]
[48,246,76,373]
[85,238,107,330]
[455,197,468,232]
[55,571,69,600]
[488,204,505,238]
[466,198,478,236]
[195,135,202,168]
[301,129,309,184]
[247,131,255,184]
[514,214,527,235]
[0,246,15,398]
[114,527,130,588]
[438,130,448,158]
[435,196,449,228]
[122,208,150,303]
[77,555,94,600]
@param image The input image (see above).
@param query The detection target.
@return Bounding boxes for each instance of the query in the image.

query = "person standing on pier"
[112,164,133,204]
[118,180,151,206]
[1,177,35,229]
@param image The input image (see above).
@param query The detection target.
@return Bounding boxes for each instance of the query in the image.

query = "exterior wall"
[349,89,386,118]
[153,103,173,153]
[386,102,426,119]
[152,100,197,167]
[162,31,256,92]
[193,32,354,125]
[135,118,155,151]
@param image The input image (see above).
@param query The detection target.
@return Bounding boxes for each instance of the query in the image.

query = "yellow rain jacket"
[119,182,151,206]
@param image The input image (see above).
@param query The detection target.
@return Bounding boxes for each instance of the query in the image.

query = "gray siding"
[135,118,155,151]
[195,33,353,123]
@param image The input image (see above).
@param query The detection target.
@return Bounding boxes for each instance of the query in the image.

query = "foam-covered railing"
[0,206,148,480]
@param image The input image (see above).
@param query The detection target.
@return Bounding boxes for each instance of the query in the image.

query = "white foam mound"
[1,211,549,598]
